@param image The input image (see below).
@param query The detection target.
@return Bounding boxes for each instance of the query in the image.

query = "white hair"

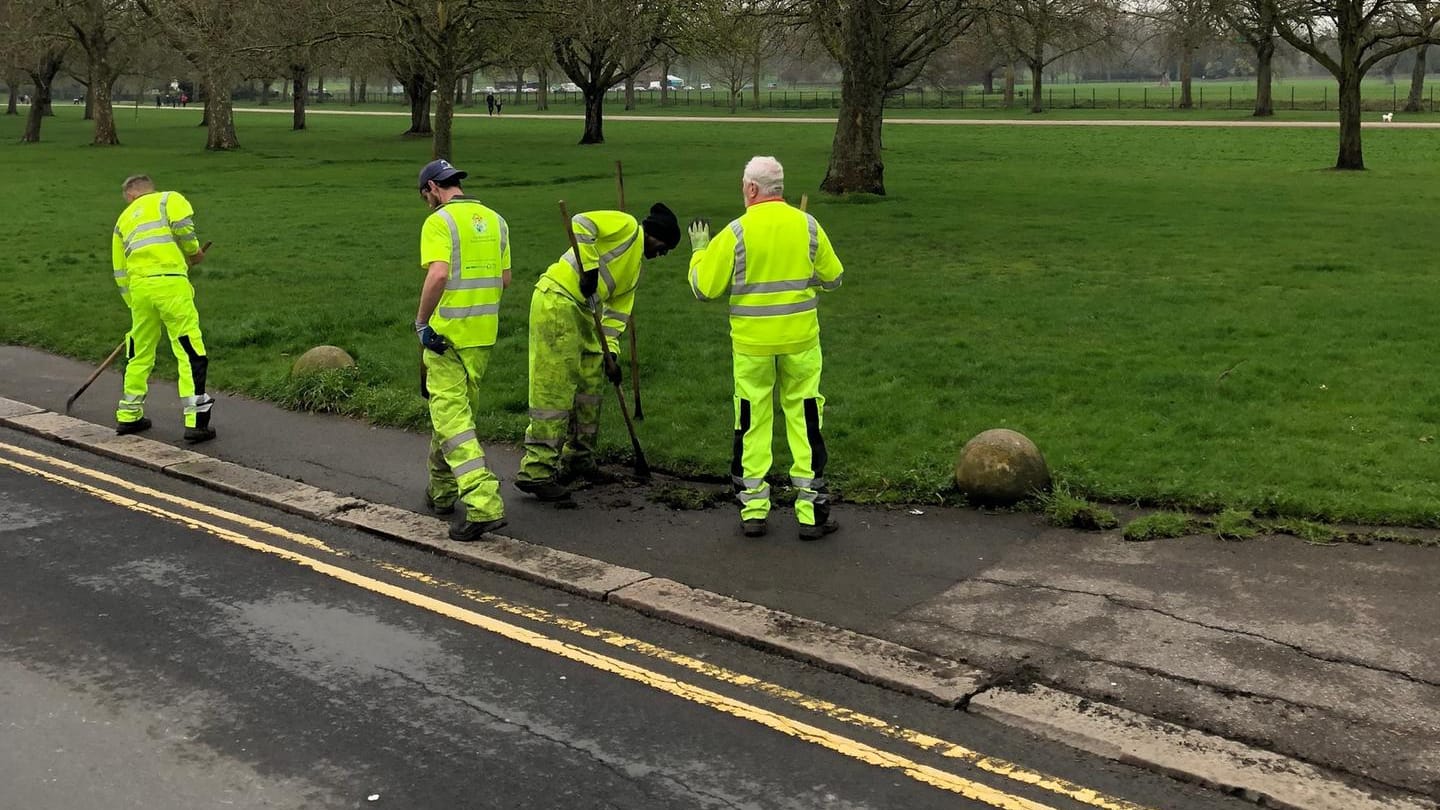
[122,174,154,194]
[743,156,784,197]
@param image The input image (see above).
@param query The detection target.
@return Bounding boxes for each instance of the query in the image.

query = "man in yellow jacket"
[687,156,844,539]
[515,203,681,501]
[415,159,510,541]
[111,174,214,443]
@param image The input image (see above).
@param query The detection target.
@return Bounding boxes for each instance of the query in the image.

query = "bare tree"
[55,0,136,144]
[986,0,1120,112]
[134,0,258,149]
[1221,0,1282,115]
[1403,9,1436,110]
[1272,0,1440,168]
[550,0,675,144]
[799,0,978,195]
[692,2,781,112]
[3,0,70,142]
[1138,0,1223,108]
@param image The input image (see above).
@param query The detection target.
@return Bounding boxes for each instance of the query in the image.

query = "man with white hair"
[687,156,845,540]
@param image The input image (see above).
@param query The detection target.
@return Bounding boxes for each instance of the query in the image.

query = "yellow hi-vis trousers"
[518,285,604,483]
[732,345,829,526]
[424,346,505,522]
[117,276,213,429]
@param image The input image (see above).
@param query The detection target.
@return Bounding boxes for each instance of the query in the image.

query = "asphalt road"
[0,428,1251,810]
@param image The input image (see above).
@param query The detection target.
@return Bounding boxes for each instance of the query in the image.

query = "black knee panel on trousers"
[731,398,751,488]
[178,335,208,394]
[804,398,828,477]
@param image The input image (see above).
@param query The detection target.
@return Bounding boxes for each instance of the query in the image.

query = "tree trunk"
[624,75,636,110]
[580,88,604,144]
[537,64,549,111]
[91,69,120,145]
[5,76,17,115]
[821,10,888,196]
[1404,45,1428,113]
[1253,38,1275,116]
[659,54,670,106]
[982,68,994,94]
[21,52,63,143]
[291,66,308,130]
[752,55,761,107]
[359,77,367,104]
[729,87,739,113]
[402,73,433,135]
[514,68,524,105]
[1178,49,1194,108]
[433,70,457,160]
[463,73,473,107]
[83,84,94,120]
[349,75,356,106]
[1029,58,1044,113]
[315,71,325,102]
[1003,63,1015,106]
[1335,60,1364,169]
[260,79,272,106]
[203,78,240,150]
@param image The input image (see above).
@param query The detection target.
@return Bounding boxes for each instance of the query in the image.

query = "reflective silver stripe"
[794,490,819,503]
[123,219,167,244]
[575,423,598,436]
[499,217,509,255]
[436,209,462,282]
[572,214,598,243]
[729,221,746,287]
[737,486,771,503]
[818,277,842,291]
[159,192,170,226]
[113,271,127,279]
[806,214,818,263]
[791,477,825,489]
[125,234,177,255]
[114,226,122,237]
[733,476,764,489]
[528,408,570,420]
[117,286,129,295]
[602,325,622,338]
[183,394,214,413]
[733,278,812,295]
[453,457,489,477]
[690,266,712,302]
[574,393,603,406]
[447,276,503,291]
[119,394,145,404]
[437,303,499,319]
[730,299,819,318]
[172,216,194,230]
[440,429,477,456]
[603,308,629,324]
[525,436,565,448]
[596,230,637,295]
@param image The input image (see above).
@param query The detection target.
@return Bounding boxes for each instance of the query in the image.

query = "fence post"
[1049,88,1053,108]
[1291,86,1295,110]
[1393,85,1398,111]
[1143,87,1147,108]
[1171,87,1175,108]
[1072,87,1076,106]
[1199,87,1204,109]
[1229,87,1232,109]
[1323,86,1327,111]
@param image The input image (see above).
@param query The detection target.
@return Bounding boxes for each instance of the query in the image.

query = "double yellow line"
[0,441,1153,810]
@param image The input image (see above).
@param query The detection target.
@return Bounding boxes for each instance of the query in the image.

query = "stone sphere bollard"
[290,345,356,377]
[954,428,1051,505]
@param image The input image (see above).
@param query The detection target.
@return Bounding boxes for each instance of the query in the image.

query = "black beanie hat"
[642,202,681,250]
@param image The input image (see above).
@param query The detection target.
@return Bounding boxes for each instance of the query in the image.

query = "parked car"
[700,82,712,90]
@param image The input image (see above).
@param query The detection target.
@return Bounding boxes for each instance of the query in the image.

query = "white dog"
[1382,112,1394,123]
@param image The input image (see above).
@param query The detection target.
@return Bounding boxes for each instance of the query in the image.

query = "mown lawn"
[3,107,1439,523]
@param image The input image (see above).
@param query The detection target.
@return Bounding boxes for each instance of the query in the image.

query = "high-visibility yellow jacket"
[112,191,201,300]
[689,200,844,356]
[540,210,643,355]
[421,196,510,348]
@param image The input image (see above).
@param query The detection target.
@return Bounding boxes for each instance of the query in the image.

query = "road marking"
[0,452,1062,810]
[0,441,1152,810]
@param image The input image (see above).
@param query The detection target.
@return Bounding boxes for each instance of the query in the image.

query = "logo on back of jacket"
[471,214,487,236]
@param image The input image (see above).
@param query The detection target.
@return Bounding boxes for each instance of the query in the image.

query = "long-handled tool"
[68,240,213,413]
[800,193,809,212]
[559,200,650,479]
[614,160,644,421]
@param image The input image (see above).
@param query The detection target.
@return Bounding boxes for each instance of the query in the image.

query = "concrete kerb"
[2,395,1431,809]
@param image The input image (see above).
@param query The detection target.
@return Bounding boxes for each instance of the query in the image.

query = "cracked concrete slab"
[610,577,983,705]
[969,685,1438,810]
[164,458,363,518]
[0,397,43,420]
[3,411,117,445]
[83,435,209,471]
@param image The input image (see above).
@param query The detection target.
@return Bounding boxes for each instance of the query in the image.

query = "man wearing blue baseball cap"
[413,158,510,540]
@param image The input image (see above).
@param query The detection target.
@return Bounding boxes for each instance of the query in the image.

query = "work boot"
[514,478,571,502]
[741,518,768,537]
[183,426,217,444]
[115,417,152,436]
[798,519,839,541]
[449,516,507,542]
[425,495,456,516]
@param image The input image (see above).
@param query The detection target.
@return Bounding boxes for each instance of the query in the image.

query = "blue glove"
[416,323,449,354]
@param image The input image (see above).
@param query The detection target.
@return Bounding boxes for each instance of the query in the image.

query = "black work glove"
[603,352,623,386]
[579,267,599,300]
[417,324,449,355]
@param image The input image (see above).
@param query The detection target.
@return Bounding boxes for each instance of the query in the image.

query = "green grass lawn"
[4,107,1440,524]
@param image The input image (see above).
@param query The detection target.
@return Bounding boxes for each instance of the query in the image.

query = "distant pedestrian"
[485,93,495,116]
[155,95,162,107]
[495,99,503,116]
[180,93,189,107]
[687,156,845,540]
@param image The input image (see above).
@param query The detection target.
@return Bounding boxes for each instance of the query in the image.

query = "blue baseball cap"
[418,159,467,190]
